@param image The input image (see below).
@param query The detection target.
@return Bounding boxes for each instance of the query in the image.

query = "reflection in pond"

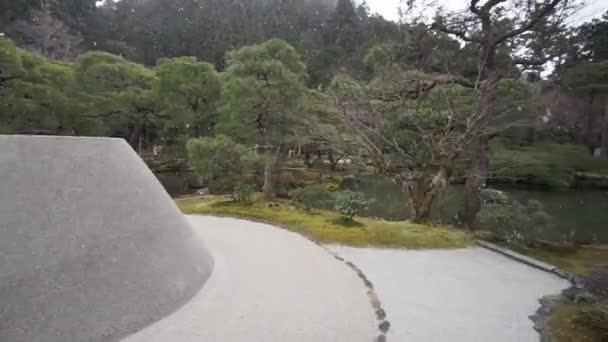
[161,171,607,244]
[348,175,608,244]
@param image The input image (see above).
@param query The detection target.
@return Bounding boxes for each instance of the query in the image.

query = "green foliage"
[495,78,537,122]
[219,39,308,143]
[73,50,164,145]
[75,51,154,93]
[562,61,608,97]
[155,57,221,135]
[219,39,309,197]
[364,43,396,72]
[233,185,257,204]
[0,37,99,135]
[186,135,261,194]
[292,184,336,210]
[327,73,367,100]
[177,195,474,249]
[335,191,370,222]
[474,189,555,243]
[579,301,608,337]
[547,299,606,342]
[1,37,224,148]
[578,11,608,61]
[491,143,608,190]
[274,172,300,196]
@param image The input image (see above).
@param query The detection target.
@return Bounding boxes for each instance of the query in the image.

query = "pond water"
[160,171,607,243]
[156,172,202,197]
[349,175,608,244]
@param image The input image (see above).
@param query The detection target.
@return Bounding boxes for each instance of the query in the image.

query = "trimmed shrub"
[187,135,261,194]
[275,172,301,197]
[490,143,608,190]
[233,185,256,204]
[475,189,555,243]
[292,184,336,210]
[335,191,370,222]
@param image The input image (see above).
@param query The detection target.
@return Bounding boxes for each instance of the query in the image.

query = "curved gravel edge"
[477,240,581,342]
[529,295,562,342]
[185,213,391,341]
[476,240,576,281]
[320,246,391,342]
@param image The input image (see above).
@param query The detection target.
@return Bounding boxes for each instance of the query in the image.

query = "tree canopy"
[1,1,608,225]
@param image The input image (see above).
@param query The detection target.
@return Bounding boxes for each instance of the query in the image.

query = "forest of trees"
[1,0,608,224]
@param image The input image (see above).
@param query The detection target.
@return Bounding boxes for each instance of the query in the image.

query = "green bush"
[322,175,342,192]
[291,184,336,210]
[186,135,262,194]
[475,189,555,243]
[275,172,302,197]
[490,143,608,190]
[335,191,370,222]
[579,301,608,337]
[233,185,256,204]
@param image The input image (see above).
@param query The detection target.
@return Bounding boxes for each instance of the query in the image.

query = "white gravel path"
[122,216,377,342]
[328,246,571,342]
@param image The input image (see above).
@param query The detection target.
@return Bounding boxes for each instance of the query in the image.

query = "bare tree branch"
[428,73,477,88]
[480,0,509,14]
[469,0,483,16]
[494,0,563,45]
[432,20,482,43]
[512,57,547,66]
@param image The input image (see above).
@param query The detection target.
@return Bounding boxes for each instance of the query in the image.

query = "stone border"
[529,295,562,342]
[476,240,580,342]
[476,240,575,281]
[322,247,391,342]
[196,214,392,341]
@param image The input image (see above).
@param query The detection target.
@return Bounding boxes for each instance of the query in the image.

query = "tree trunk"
[601,99,608,160]
[304,150,312,168]
[328,150,342,171]
[262,126,277,199]
[462,46,499,226]
[462,134,490,225]
[262,150,275,199]
[585,96,596,150]
[407,166,452,223]
[409,187,434,223]
[328,150,335,171]
[128,122,144,150]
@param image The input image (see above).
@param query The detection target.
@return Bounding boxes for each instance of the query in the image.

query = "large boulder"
[0,135,213,342]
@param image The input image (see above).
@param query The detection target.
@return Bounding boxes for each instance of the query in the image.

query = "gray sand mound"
[0,135,213,342]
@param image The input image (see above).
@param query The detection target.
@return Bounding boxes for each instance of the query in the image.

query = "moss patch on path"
[176,196,473,249]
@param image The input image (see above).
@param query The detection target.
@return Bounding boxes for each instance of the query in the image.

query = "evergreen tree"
[219,39,308,198]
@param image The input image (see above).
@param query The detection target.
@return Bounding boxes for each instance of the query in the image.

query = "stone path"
[328,246,571,342]
[122,216,377,342]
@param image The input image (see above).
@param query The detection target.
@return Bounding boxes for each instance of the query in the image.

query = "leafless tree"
[5,0,82,60]
[327,72,533,222]
[431,0,582,224]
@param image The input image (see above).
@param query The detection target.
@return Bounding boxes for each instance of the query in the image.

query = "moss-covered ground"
[514,245,608,342]
[547,299,605,342]
[176,195,473,249]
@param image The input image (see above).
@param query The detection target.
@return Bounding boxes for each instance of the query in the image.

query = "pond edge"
[476,240,575,281]
[476,240,577,342]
